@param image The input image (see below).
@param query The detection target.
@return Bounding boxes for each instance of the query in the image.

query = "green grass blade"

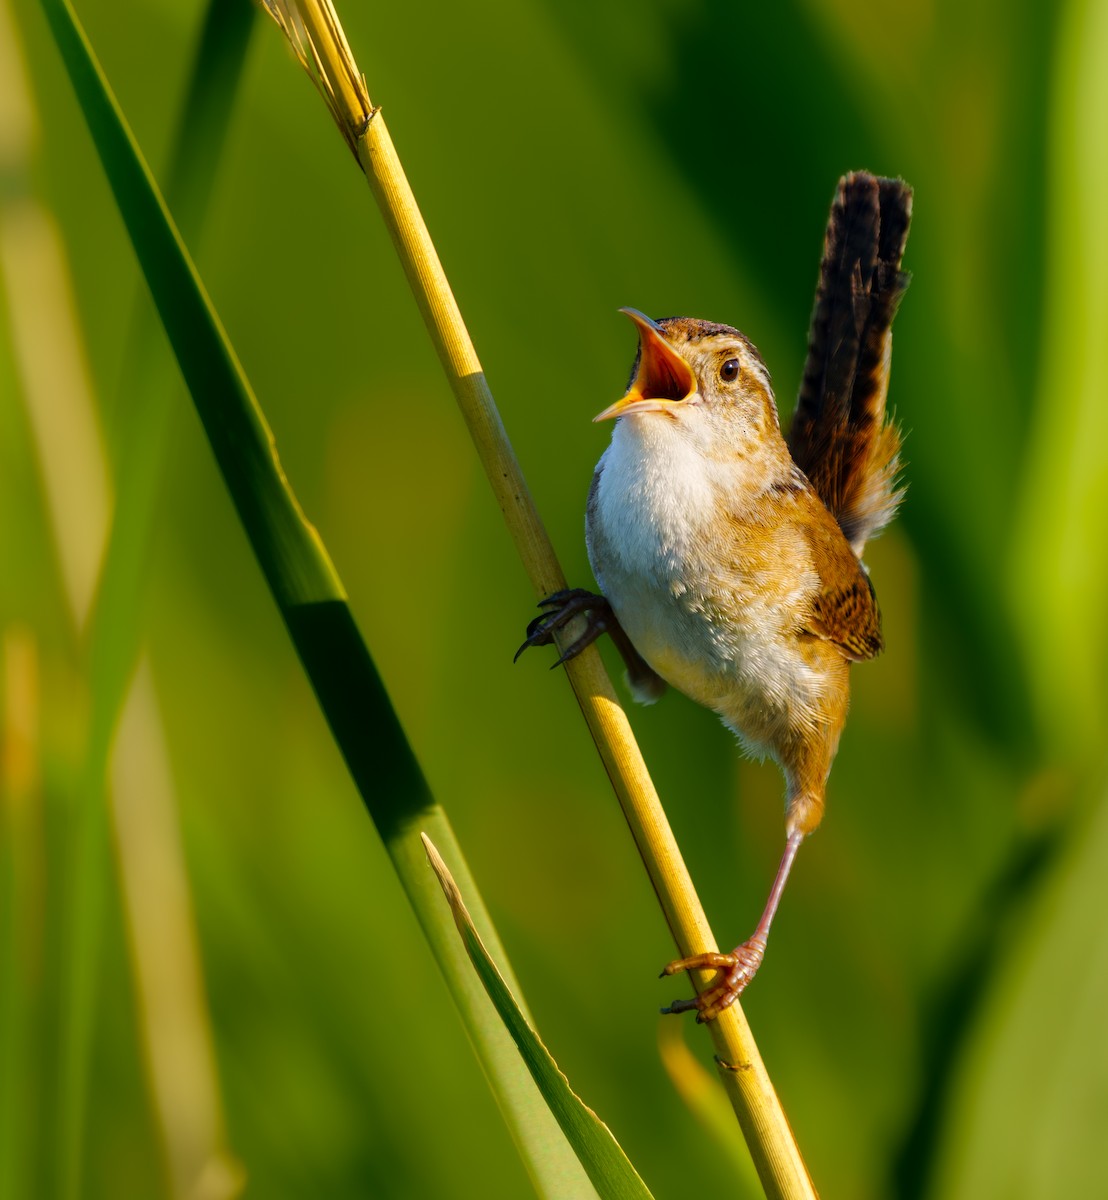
[90,0,258,713]
[1009,0,1108,763]
[424,835,654,1200]
[37,2,595,1192]
[35,5,257,1196]
[39,0,337,611]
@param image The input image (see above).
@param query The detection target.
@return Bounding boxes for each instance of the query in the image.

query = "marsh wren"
[519,172,912,1020]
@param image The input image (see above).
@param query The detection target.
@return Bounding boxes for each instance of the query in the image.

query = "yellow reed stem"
[358,114,815,1200]
[259,2,817,1194]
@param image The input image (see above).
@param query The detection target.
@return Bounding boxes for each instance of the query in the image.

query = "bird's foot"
[514,589,613,667]
[660,938,766,1023]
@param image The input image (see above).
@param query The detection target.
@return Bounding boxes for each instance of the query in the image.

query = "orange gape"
[519,173,912,1021]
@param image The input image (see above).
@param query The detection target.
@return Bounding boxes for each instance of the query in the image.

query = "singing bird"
[519,172,912,1020]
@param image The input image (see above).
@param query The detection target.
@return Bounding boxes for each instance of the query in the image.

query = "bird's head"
[595,309,781,461]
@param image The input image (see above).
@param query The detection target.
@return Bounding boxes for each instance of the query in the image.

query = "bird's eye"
[720,358,740,382]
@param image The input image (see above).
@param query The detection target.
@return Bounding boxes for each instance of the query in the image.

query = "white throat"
[594,414,720,580]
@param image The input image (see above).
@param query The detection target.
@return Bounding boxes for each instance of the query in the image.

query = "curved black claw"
[513,588,613,665]
[660,941,766,1023]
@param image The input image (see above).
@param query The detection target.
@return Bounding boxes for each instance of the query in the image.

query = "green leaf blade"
[36,3,599,1193]
[424,835,655,1200]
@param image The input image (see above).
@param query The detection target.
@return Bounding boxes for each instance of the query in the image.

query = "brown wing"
[787,172,912,557]
[800,504,884,662]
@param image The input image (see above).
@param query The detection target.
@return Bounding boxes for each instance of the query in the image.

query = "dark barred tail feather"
[787,171,913,557]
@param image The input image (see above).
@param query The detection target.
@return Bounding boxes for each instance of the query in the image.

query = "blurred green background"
[2,0,1106,1196]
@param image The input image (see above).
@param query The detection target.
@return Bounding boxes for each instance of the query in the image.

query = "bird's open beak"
[593,308,699,422]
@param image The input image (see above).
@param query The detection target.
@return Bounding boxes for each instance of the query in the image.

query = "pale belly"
[588,456,829,753]
[597,549,826,743]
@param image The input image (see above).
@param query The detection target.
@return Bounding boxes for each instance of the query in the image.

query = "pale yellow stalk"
[258,3,817,1195]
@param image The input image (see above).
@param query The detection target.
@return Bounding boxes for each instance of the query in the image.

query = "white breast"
[589,418,735,697]
[588,415,824,740]
[593,418,716,584]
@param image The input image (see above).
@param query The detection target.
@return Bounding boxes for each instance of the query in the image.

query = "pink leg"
[662,830,805,1022]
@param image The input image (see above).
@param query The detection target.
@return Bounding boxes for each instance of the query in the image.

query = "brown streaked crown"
[655,317,769,376]
[625,316,771,392]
